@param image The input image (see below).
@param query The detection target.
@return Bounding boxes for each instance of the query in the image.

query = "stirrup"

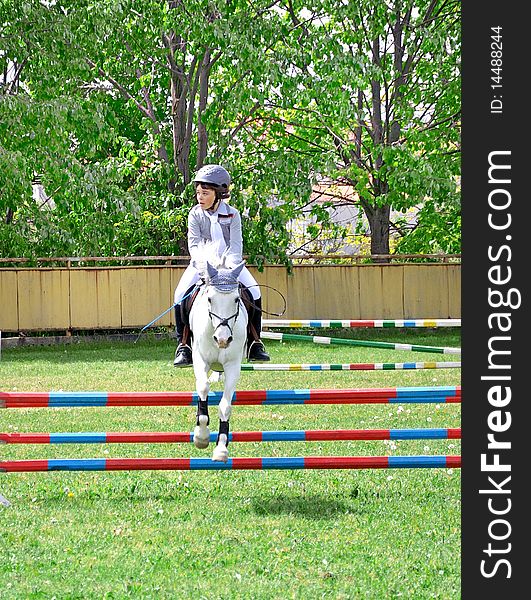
[247,340,270,362]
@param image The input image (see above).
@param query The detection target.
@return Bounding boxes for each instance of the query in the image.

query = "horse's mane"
[192,241,238,279]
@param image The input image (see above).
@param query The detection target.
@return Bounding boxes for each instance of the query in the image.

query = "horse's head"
[205,260,245,349]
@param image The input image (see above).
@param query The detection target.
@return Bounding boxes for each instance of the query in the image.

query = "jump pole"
[0,428,462,445]
[1,386,461,408]
[261,331,461,354]
[0,455,462,472]
[240,361,461,371]
[263,319,461,328]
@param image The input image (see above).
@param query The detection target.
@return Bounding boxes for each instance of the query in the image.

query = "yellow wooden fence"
[0,263,460,332]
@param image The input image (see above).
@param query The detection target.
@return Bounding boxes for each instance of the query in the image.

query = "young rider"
[173,164,271,367]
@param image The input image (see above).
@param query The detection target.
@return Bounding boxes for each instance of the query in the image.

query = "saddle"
[179,283,258,346]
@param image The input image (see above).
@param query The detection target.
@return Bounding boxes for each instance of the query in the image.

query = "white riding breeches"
[174,264,261,304]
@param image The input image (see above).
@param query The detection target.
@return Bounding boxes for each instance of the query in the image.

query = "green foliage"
[0,199,189,261]
[395,200,462,255]
[258,0,461,255]
[112,207,188,257]
[1,0,460,262]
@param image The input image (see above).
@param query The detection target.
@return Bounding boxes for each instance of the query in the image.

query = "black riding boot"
[173,304,192,367]
[247,297,270,362]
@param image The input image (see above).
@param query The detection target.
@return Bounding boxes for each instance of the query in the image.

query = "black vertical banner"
[462,3,527,598]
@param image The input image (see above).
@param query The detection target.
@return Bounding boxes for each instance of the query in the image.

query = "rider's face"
[196,184,217,210]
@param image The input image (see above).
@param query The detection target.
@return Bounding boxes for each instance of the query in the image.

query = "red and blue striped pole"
[0,386,461,408]
[0,455,462,472]
[0,428,462,445]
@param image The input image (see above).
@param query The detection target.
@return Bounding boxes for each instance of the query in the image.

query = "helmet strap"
[208,197,222,213]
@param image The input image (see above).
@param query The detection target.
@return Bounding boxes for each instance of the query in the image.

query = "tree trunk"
[365,203,391,261]
[196,49,211,169]
[367,35,391,261]
[165,30,189,193]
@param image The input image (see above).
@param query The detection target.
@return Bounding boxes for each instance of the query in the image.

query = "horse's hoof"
[194,419,210,449]
[212,445,229,463]
[194,434,210,449]
[194,429,210,449]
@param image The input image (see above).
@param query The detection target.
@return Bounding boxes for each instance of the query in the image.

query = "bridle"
[205,282,243,338]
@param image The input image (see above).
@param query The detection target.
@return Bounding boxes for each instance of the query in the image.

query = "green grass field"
[0,329,461,599]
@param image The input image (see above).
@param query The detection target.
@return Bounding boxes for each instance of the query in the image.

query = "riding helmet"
[193,164,231,198]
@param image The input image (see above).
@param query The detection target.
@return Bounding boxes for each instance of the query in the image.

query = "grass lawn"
[0,329,461,599]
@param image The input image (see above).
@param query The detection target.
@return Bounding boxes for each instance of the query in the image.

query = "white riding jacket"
[174,201,260,302]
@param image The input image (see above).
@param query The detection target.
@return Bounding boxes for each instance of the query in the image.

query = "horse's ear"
[206,261,218,280]
[231,261,246,279]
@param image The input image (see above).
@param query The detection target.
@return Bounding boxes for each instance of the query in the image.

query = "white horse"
[188,247,248,462]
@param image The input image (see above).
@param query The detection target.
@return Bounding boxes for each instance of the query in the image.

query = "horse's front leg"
[212,362,241,463]
[193,355,211,449]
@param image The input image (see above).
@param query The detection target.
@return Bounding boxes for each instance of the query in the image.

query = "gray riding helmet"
[193,164,231,198]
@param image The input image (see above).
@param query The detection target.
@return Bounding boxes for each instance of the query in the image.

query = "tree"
[248,0,461,259]
[0,0,460,263]
[1,0,318,262]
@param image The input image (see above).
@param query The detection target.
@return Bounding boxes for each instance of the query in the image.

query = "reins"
[239,284,287,317]
[134,278,286,344]
[133,285,199,344]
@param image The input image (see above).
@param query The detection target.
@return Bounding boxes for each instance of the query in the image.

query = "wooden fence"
[0,263,460,333]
